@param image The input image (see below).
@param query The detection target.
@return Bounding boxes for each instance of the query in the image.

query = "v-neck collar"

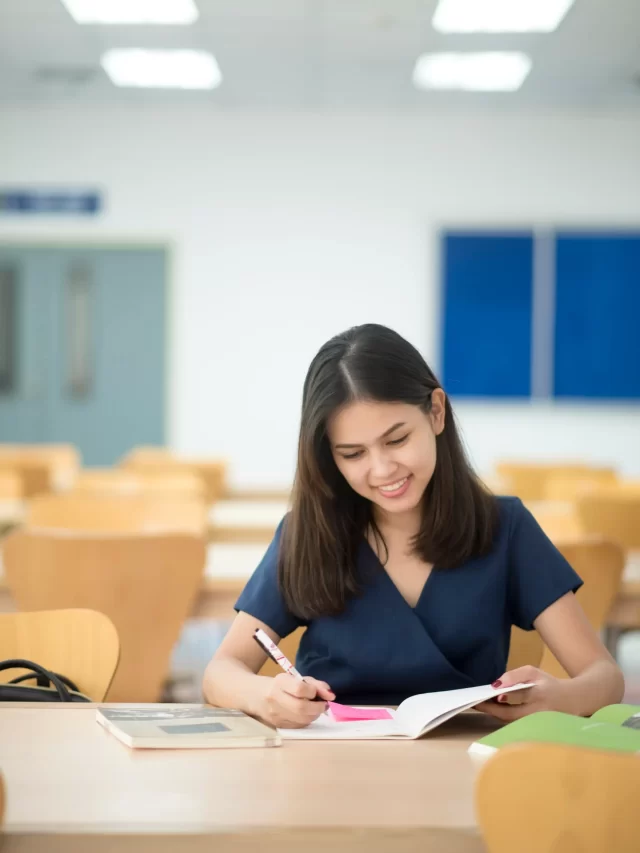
[361,537,436,612]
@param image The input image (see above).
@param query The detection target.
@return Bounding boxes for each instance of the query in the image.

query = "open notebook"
[279,682,532,740]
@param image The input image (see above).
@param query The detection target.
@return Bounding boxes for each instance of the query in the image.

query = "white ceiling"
[0,0,639,109]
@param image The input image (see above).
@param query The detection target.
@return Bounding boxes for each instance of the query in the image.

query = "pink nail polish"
[492,680,502,688]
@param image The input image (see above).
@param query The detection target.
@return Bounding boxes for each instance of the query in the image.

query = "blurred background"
[0,0,639,705]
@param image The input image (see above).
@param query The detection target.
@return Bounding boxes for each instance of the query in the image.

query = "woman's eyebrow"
[334,422,406,449]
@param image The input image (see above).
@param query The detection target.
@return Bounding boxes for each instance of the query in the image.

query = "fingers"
[475,700,531,723]
[493,666,538,689]
[274,673,318,700]
[304,677,336,701]
[267,674,330,728]
[496,689,532,706]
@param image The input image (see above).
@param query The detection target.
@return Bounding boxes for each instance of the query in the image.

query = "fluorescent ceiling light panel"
[60,0,199,25]
[413,52,531,92]
[101,49,221,89]
[432,0,575,33]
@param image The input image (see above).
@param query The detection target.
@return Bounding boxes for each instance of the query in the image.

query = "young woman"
[203,324,624,728]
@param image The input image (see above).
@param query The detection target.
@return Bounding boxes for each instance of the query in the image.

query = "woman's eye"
[342,450,364,460]
[387,434,409,446]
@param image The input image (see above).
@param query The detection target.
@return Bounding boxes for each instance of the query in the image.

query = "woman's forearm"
[203,657,272,718]
[559,659,625,717]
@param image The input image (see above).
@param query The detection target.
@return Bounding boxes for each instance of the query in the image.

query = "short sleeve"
[507,498,583,631]
[234,518,302,639]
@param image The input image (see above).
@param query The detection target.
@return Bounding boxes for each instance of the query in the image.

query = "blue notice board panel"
[554,233,640,399]
[442,232,533,397]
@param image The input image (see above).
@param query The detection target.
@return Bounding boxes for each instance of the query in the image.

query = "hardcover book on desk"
[96,705,281,749]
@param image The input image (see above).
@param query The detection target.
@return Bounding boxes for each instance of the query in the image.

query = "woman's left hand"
[475,665,568,722]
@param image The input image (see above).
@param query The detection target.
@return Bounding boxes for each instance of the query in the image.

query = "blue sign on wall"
[0,189,102,215]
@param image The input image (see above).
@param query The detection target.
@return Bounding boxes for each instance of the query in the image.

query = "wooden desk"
[208,500,287,543]
[0,703,499,852]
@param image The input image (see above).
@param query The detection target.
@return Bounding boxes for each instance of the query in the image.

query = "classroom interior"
[1,0,640,850]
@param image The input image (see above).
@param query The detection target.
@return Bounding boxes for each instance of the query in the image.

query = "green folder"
[468,706,640,763]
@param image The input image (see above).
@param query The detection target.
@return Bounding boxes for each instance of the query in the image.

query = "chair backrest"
[539,538,625,678]
[70,469,206,501]
[25,493,207,535]
[476,742,640,853]
[258,626,543,678]
[0,609,119,701]
[121,448,227,503]
[2,530,206,702]
[0,444,80,493]
[576,491,640,550]
[544,469,618,501]
[0,470,22,500]
[496,462,615,502]
[526,500,584,540]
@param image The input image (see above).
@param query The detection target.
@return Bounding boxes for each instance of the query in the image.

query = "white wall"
[1,106,640,484]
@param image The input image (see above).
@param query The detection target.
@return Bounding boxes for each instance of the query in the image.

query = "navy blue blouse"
[235,496,582,706]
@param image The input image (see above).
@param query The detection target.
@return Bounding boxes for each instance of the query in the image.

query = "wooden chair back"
[0,609,119,700]
[496,462,615,502]
[121,447,227,502]
[70,469,205,501]
[258,626,543,678]
[540,538,625,677]
[2,530,206,702]
[576,491,640,550]
[476,742,640,853]
[0,470,22,499]
[25,493,207,535]
[526,500,584,540]
[544,469,618,501]
[0,444,79,494]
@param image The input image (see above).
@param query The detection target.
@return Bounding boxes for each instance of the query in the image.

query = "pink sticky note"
[328,702,393,722]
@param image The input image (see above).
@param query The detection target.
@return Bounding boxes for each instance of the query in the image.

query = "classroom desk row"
[0,499,287,543]
[0,702,500,852]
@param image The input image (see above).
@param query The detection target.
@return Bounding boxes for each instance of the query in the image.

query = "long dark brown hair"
[279,324,498,619]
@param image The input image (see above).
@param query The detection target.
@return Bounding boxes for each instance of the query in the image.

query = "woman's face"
[327,393,446,516]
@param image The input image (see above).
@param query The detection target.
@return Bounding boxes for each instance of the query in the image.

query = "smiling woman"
[203,324,624,730]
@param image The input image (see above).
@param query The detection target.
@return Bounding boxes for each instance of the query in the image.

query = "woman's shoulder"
[487,494,528,549]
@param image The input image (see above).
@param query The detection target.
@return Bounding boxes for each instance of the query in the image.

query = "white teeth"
[379,477,408,492]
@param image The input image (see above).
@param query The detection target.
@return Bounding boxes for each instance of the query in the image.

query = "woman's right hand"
[258,673,335,728]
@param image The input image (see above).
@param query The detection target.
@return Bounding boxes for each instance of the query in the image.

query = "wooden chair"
[2,530,206,702]
[0,444,80,494]
[476,742,640,853]
[69,468,206,501]
[258,626,543,678]
[121,447,227,503]
[25,493,207,535]
[544,469,618,501]
[526,500,584,540]
[538,539,625,677]
[576,491,640,655]
[496,462,615,502]
[0,609,119,701]
[0,470,22,500]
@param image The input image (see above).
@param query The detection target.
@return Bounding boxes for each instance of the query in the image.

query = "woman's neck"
[372,505,422,540]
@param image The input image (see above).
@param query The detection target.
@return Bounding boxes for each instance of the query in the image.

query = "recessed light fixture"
[432,0,575,33]
[60,0,199,25]
[413,52,532,92]
[101,49,221,89]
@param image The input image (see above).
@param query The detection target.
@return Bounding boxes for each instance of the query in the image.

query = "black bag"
[0,659,91,702]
